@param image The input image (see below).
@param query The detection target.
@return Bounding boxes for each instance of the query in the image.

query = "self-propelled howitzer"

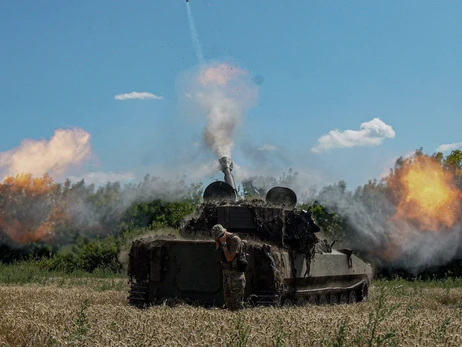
[127,156,373,307]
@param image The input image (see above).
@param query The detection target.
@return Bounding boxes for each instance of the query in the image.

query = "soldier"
[212,224,246,310]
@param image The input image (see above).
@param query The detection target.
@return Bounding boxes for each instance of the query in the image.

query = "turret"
[203,156,238,201]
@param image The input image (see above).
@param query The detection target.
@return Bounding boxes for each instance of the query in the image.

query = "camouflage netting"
[245,241,286,299]
[179,199,319,256]
[128,238,178,280]
[128,237,288,305]
[128,238,152,280]
[179,200,220,239]
[281,209,319,254]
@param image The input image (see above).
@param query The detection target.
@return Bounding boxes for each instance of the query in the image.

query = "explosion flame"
[0,174,69,244]
[368,154,462,267]
[0,128,92,245]
[387,155,461,231]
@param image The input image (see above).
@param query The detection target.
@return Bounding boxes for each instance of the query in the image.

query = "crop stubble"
[0,283,461,346]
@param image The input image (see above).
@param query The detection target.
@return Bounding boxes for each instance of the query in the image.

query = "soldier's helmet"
[211,224,226,240]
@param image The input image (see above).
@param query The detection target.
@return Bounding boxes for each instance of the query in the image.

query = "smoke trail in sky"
[186,3,204,63]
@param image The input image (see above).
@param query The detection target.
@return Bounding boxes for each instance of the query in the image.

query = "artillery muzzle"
[219,156,237,198]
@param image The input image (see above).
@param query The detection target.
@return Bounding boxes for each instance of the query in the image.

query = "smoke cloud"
[68,171,136,186]
[185,63,258,158]
[315,179,462,274]
[0,128,91,181]
[386,220,462,272]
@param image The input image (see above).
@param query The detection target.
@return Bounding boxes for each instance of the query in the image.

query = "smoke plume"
[318,191,462,274]
[0,128,91,181]
[185,63,258,158]
[315,154,462,274]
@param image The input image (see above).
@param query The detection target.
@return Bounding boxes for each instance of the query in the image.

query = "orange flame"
[0,174,69,244]
[387,155,461,231]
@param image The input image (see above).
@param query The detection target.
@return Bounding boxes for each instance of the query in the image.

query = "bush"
[41,237,121,274]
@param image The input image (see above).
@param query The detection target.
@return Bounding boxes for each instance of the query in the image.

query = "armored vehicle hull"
[127,156,373,308]
[128,238,372,307]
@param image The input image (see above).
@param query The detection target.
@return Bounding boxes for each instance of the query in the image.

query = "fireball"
[388,155,461,231]
[0,174,68,244]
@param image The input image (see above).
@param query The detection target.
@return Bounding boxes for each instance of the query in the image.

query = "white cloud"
[436,142,462,153]
[114,91,164,100]
[311,118,396,153]
[258,144,277,151]
[67,171,136,186]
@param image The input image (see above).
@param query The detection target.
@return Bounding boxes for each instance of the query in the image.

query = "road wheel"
[296,297,306,306]
[358,281,370,302]
[348,291,357,303]
[339,293,348,305]
[329,293,338,305]
[318,294,328,305]
[282,297,293,306]
[307,295,317,306]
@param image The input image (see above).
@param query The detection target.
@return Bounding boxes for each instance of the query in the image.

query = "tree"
[445,149,462,175]
[241,169,299,199]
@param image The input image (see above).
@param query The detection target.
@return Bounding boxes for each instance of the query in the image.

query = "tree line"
[0,149,461,279]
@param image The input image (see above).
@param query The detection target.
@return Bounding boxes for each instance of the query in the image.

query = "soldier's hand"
[219,235,226,244]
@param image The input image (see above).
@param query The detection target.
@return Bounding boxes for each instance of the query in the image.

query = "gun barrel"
[219,156,237,198]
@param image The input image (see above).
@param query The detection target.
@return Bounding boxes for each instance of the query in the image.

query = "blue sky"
[1,0,461,193]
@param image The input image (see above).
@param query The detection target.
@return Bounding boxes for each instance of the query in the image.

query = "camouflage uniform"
[222,268,246,310]
[221,233,246,310]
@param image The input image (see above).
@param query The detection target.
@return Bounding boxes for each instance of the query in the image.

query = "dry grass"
[0,282,461,346]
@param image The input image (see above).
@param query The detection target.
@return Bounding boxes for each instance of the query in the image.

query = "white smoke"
[315,184,462,274]
[233,160,325,203]
[185,63,258,158]
[186,3,204,64]
[0,128,91,181]
[388,220,462,272]
[68,171,136,186]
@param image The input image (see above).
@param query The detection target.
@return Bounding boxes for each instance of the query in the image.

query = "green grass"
[2,260,462,295]
[374,277,462,309]
[374,276,462,289]
[0,260,127,291]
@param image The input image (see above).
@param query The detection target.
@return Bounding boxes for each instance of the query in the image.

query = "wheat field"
[0,280,461,346]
